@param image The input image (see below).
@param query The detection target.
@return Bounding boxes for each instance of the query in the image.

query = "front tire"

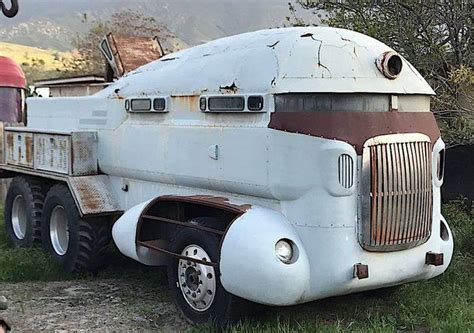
[41,184,111,273]
[167,218,250,325]
[4,177,45,247]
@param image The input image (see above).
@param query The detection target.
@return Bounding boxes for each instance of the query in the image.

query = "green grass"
[0,205,166,283]
[0,202,472,332]
[0,207,71,282]
[195,200,474,332]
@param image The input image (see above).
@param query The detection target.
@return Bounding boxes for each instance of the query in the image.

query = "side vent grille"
[338,154,354,189]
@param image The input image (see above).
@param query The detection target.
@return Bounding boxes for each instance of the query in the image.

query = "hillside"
[0,0,320,51]
[0,41,73,83]
[0,41,72,70]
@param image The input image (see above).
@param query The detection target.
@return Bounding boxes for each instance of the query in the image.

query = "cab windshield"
[275,93,430,113]
[0,87,24,123]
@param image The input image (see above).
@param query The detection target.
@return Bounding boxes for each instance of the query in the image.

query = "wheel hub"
[178,244,216,312]
[49,205,69,256]
[11,194,27,240]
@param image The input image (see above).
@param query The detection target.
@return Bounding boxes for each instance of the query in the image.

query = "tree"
[293,1,473,147]
[69,10,180,76]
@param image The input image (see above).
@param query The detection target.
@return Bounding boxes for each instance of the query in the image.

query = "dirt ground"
[0,278,191,332]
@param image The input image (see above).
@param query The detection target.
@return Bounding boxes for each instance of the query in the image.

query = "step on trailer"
[0,27,453,324]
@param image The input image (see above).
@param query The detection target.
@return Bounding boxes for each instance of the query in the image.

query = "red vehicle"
[0,56,26,124]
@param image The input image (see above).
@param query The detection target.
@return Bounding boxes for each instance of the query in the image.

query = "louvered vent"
[338,154,354,189]
[361,134,433,251]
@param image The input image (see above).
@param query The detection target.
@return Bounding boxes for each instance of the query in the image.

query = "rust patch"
[353,263,369,279]
[269,112,440,154]
[425,252,444,266]
[75,182,101,212]
[171,95,200,111]
[69,176,122,216]
[25,135,33,165]
[106,33,164,77]
[6,132,13,159]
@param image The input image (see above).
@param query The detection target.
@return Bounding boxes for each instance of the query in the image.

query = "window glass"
[398,95,430,112]
[153,98,166,111]
[208,96,245,111]
[0,88,22,123]
[248,96,264,111]
[131,98,152,111]
[200,97,207,111]
[100,40,113,60]
[275,94,390,113]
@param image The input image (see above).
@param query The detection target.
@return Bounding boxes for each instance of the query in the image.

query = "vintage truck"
[1,27,453,324]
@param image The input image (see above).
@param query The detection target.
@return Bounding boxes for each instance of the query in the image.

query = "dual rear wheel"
[4,177,111,273]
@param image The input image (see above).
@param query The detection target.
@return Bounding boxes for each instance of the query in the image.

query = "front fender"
[219,206,310,305]
[112,199,166,266]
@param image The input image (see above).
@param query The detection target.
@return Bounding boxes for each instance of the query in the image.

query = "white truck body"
[5,27,452,307]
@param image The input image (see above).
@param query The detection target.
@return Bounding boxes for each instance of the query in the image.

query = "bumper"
[220,207,453,305]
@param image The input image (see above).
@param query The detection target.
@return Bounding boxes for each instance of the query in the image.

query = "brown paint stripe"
[268,111,440,154]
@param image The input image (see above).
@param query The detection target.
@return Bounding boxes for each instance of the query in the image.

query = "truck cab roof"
[99,27,434,98]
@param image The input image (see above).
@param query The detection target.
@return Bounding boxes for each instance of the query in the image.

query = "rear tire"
[167,217,251,326]
[41,184,111,273]
[4,177,45,247]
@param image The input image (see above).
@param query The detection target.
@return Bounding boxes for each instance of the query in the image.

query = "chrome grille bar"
[361,134,433,251]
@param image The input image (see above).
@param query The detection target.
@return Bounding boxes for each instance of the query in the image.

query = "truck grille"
[361,134,433,251]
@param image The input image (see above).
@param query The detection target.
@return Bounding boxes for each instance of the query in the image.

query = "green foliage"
[294,1,474,147]
[442,198,473,254]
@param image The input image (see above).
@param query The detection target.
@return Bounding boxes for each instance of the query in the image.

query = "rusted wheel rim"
[50,205,69,256]
[178,244,216,312]
[11,194,27,239]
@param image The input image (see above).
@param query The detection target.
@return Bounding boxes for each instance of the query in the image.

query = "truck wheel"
[4,177,45,247]
[167,218,250,325]
[41,184,111,273]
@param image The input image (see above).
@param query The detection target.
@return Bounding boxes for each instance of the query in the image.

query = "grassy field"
[0,42,72,71]
[0,41,74,83]
[0,202,472,332]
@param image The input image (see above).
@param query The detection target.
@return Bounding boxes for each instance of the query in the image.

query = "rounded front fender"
[219,206,310,305]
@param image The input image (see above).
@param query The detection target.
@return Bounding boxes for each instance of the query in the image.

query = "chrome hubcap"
[11,194,27,239]
[178,245,216,312]
[50,206,69,256]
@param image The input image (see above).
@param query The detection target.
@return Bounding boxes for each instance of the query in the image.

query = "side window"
[153,98,166,111]
[275,94,390,113]
[130,99,152,112]
[208,96,245,112]
[126,97,168,113]
[200,95,266,113]
[248,96,264,111]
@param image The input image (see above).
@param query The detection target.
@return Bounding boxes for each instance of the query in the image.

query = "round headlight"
[275,239,293,264]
